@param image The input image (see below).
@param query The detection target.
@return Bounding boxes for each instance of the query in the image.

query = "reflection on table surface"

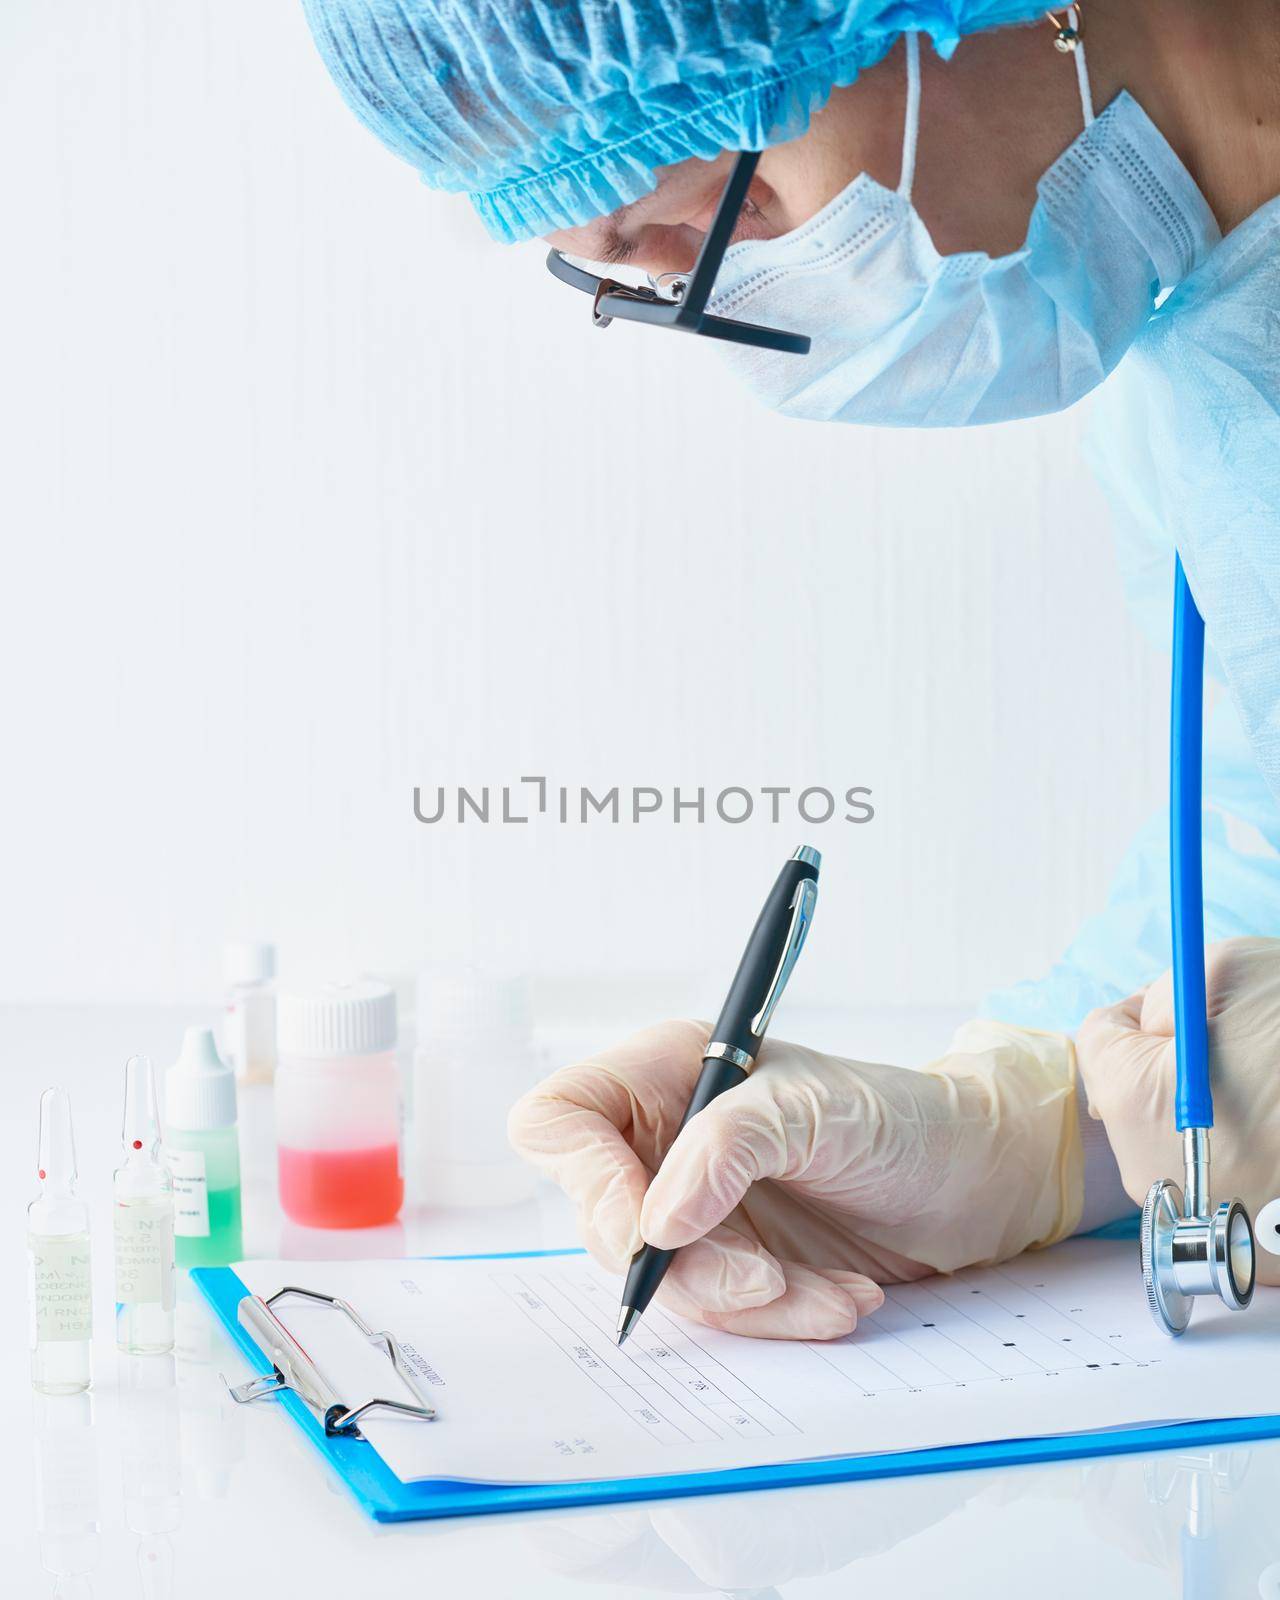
[18,1265,1280,1600]
[521,1446,1280,1599]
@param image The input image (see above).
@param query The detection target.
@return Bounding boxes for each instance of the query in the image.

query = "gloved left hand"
[1077,936,1280,1285]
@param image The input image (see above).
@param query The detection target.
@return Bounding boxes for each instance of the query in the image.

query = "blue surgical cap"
[300,1,1047,243]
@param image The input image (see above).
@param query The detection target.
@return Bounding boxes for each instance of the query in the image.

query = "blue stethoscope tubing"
[1171,555,1213,1132]
[1141,558,1259,1334]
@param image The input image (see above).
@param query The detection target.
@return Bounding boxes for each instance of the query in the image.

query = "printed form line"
[528,1271,723,1442]
[498,1273,700,1443]
[988,1264,1140,1367]
[540,1270,795,1439]
[495,1268,802,1445]
[806,1260,1146,1393]
[641,1304,801,1434]
[567,1269,800,1434]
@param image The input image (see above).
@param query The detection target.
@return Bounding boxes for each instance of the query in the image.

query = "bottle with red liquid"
[275,980,402,1228]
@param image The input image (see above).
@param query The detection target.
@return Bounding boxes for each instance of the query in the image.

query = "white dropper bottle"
[165,1026,242,1267]
[27,1087,93,1395]
[113,1056,175,1355]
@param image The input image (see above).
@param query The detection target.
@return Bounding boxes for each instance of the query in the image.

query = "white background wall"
[0,2,1168,1016]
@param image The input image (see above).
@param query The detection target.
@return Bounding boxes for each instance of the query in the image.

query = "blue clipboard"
[191,1246,1280,1524]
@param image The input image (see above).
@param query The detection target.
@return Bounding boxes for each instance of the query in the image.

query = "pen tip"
[616,1306,640,1346]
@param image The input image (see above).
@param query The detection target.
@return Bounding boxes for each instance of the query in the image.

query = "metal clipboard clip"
[223,1285,437,1437]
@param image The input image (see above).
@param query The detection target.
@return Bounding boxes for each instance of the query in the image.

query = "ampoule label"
[114,1199,175,1309]
[169,1149,210,1237]
[27,1233,92,1342]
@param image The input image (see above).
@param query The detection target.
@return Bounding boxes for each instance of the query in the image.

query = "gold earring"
[1044,5,1083,53]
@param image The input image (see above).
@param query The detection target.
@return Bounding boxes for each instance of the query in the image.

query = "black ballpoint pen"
[616,845,821,1346]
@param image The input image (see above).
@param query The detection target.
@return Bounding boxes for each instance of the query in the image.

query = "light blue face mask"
[707,31,1219,427]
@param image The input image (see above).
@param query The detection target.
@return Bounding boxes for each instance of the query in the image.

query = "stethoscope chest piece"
[1142,1179,1194,1336]
[1142,1166,1255,1338]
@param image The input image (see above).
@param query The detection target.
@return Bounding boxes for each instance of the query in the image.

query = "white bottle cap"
[278,979,397,1058]
[224,940,276,986]
[166,1027,238,1130]
[416,967,530,1039]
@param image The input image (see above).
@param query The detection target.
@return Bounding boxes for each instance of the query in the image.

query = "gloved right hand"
[509,1017,1082,1339]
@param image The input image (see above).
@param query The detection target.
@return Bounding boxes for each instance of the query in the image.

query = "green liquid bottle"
[164,1027,242,1269]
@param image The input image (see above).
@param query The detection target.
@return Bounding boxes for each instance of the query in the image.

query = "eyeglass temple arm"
[678,151,760,319]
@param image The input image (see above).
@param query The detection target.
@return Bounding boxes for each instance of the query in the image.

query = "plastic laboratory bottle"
[222,939,277,1086]
[413,968,538,1207]
[113,1056,175,1355]
[164,1026,242,1268]
[28,1087,93,1395]
[275,979,402,1228]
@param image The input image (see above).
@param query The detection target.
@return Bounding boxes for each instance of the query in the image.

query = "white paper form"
[230,1240,1280,1486]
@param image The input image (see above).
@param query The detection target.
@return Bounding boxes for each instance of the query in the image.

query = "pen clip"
[750,875,818,1039]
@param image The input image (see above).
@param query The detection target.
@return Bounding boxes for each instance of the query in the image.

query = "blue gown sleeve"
[984,203,1280,1031]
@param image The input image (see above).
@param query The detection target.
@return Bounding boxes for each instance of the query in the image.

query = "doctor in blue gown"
[300,0,1280,1336]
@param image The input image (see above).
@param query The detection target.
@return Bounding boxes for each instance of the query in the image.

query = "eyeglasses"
[545,151,811,356]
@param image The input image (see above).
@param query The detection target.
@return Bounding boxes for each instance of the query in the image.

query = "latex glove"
[508,1018,1082,1339]
[1077,936,1280,1286]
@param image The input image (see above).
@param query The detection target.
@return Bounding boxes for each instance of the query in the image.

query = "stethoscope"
[1140,559,1279,1334]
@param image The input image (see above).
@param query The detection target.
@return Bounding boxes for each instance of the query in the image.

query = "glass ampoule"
[28,1087,93,1394]
[113,1056,175,1355]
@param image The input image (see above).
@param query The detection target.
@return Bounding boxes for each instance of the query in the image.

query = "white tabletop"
[4,1004,1279,1600]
